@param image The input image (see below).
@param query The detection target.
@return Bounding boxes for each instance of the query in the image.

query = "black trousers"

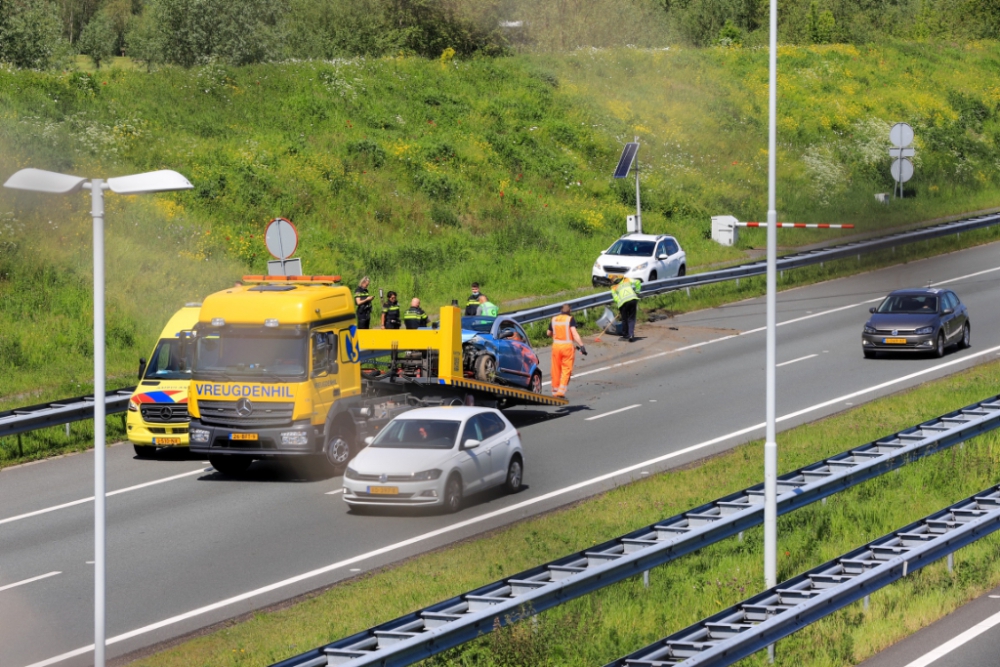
[357,314,371,329]
[619,300,637,338]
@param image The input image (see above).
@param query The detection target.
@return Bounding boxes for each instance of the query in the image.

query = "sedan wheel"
[961,322,971,349]
[444,475,463,513]
[648,271,657,282]
[934,332,946,358]
[505,458,523,494]
[475,354,497,383]
[530,372,542,393]
[678,264,686,277]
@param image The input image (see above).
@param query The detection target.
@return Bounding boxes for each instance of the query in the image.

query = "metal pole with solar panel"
[613,139,641,234]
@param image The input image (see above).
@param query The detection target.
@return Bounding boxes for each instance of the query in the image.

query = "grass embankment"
[133,361,1000,667]
[4,42,1000,463]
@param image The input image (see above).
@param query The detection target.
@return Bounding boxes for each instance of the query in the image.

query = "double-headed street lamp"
[3,168,192,667]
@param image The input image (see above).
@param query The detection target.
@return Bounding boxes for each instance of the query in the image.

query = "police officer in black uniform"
[381,291,401,329]
[354,277,374,329]
[404,298,429,329]
[465,282,486,316]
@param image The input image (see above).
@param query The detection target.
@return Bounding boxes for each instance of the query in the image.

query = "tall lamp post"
[764,0,780,596]
[3,168,193,667]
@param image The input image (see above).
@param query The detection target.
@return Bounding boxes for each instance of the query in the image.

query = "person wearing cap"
[611,276,642,342]
[381,291,401,329]
[465,283,486,316]
[403,298,429,329]
[546,304,586,398]
[354,277,374,329]
[476,294,499,317]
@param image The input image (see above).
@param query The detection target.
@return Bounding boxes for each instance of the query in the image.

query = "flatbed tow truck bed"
[362,374,569,408]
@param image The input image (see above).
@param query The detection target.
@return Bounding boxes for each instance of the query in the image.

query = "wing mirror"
[943,307,954,315]
[869,307,876,314]
[462,438,481,450]
[497,330,514,340]
[657,254,669,260]
[364,436,374,446]
[137,357,147,380]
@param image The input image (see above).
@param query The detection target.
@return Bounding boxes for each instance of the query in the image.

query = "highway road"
[858,584,1000,667]
[2,240,1000,667]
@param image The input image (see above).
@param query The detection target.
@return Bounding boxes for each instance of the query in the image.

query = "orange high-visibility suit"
[549,314,576,397]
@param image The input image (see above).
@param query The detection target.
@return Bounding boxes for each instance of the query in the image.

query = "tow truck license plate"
[153,437,181,445]
[883,338,907,344]
[368,486,399,495]
[230,433,258,441]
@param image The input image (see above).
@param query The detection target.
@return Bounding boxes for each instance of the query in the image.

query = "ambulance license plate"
[883,338,907,344]
[230,433,258,441]
[368,486,399,495]
[153,437,181,445]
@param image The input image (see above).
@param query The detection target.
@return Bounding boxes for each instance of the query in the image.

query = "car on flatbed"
[591,233,686,287]
[343,406,524,513]
[460,316,542,392]
[862,288,970,358]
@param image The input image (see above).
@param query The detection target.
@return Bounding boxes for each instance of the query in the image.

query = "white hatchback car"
[343,406,524,513]
[591,233,687,287]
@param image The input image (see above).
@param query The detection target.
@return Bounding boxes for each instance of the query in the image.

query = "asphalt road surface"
[858,584,1000,667]
[3,241,1000,667]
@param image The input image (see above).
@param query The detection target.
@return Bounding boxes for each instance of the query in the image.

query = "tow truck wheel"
[474,354,497,383]
[209,455,252,476]
[530,372,542,393]
[133,445,156,459]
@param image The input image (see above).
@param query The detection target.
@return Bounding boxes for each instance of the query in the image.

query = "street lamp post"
[764,0,780,595]
[3,168,192,667]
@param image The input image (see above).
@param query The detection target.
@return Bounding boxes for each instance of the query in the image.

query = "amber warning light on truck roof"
[241,275,342,284]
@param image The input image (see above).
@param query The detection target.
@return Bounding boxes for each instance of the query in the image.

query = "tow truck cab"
[187,275,567,477]
[126,304,201,458]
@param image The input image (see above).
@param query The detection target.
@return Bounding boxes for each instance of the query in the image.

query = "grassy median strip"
[133,360,1000,667]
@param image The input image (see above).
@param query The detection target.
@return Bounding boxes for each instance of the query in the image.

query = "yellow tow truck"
[126,303,201,458]
[187,275,566,476]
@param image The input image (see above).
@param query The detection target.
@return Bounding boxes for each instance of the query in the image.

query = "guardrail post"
[643,570,649,588]
[65,423,71,437]
[947,553,954,573]
[17,433,23,457]
[863,594,870,611]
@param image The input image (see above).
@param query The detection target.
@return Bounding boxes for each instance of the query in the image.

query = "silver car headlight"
[915,326,934,335]
[593,261,602,271]
[863,325,876,334]
[345,467,361,480]
[410,469,443,481]
[633,262,648,271]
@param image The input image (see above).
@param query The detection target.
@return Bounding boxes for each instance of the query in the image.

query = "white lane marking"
[900,607,1000,667]
[585,404,641,421]
[28,344,1000,667]
[0,468,207,527]
[325,489,344,495]
[929,264,1000,287]
[0,571,61,593]
[776,354,818,368]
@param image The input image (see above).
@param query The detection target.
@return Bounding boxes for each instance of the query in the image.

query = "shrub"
[0,0,63,69]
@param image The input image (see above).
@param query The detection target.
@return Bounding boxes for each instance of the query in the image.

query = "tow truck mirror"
[137,358,146,380]
[462,438,481,450]
[328,355,339,375]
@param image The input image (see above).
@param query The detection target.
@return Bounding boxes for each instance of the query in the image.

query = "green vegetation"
[130,360,1000,667]
[3,43,1000,456]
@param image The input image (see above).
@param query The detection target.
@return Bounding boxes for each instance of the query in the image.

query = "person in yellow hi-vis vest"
[611,276,642,342]
[546,304,587,398]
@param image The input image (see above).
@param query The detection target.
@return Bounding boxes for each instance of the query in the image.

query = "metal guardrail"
[271,394,1000,667]
[508,211,1000,324]
[605,482,1000,666]
[0,388,135,439]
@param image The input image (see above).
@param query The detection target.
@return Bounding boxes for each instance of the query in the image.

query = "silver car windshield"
[877,295,938,314]
[370,419,461,450]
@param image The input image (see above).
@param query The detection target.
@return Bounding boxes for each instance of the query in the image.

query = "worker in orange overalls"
[545,304,587,398]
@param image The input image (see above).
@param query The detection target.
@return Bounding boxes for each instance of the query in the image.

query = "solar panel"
[613,142,639,179]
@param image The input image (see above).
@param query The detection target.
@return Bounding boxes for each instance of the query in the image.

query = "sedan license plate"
[368,486,399,495]
[153,437,181,445]
[230,433,258,441]
[883,337,907,344]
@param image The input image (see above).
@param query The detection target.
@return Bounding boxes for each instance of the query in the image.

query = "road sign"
[890,122,914,148]
[265,217,298,260]
[888,147,915,158]
[891,158,914,183]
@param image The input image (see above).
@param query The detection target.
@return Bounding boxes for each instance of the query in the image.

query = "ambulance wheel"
[133,445,156,459]
[530,372,542,393]
[475,354,497,383]
[209,455,252,477]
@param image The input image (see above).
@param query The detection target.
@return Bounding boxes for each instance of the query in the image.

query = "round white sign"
[265,217,298,260]
[891,158,914,183]
[889,122,914,149]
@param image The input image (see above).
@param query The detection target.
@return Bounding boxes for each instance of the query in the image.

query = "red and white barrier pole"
[739,222,854,228]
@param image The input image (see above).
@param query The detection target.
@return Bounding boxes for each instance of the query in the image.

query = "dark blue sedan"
[461,316,542,392]
[862,288,970,358]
